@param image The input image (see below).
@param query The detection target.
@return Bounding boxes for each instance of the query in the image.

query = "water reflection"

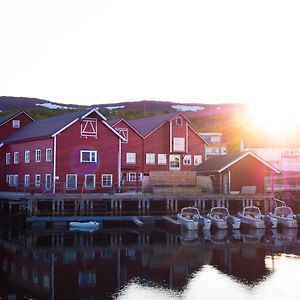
[0,225,300,299]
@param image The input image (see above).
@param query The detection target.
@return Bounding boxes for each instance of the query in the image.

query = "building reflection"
[0,226,299,299]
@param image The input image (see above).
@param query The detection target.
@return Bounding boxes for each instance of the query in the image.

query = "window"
[176,117,182,126]
[128,172,143,182]
[32,269,39,284]
[80,150,97,163]
[169,154,180,170]
[46,148,52,162]
[85,174,95,189]
[13,175,18,186]
[81,118,97,137]
[45,174,51,189]
[146,153,155,164]
[24,174,30,187]
[211,136,221,143]
[158,154,167,165]
[116,128,128,143]
[66,174,77,190]
[102,174,113,187]
[5,153,10,165]
[14,152,19,164]
[35,174,41,187]
[126,152,136,164]
[35,149,41,162]
[183,155,191,165]
[24,151,30,163]
[7,175,14,186]
[21,267,28,280]
[173,137,185,152]
[43,274,50,288]
[79,270,96,286]
[12,120,20,128]
[194,155,202,166]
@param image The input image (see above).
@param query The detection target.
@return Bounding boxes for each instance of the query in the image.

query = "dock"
[0,192,275,221]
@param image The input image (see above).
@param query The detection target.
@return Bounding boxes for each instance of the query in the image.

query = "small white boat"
[177,207,211,231]
[269,206,298,228]
[69,221,100,229]
[207,207,241,230]
[237,206,277,229]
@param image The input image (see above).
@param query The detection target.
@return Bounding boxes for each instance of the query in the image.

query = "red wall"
[0,112,34,140]
[55,112,120,192]
[228,155,270,193]
[0,139,53,191]
[115,120,143,172]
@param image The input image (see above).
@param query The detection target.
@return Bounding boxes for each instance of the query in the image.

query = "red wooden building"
[195,151,280,194]
[108,113,207,188]
[0,111,35,140]
[0,108,124,193]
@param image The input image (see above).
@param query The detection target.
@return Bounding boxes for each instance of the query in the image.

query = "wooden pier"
[0,192,275,222]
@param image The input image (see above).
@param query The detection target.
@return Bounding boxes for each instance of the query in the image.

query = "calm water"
[1,224,300,299]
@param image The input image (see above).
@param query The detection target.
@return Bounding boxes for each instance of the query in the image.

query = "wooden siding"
[0,138,53,191]
[55,111,120,192]
[0,112,34,140]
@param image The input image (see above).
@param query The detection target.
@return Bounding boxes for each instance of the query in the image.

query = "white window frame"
[102,174,113,187]
[13,175,18,186]
[183,154,192,165]
[14,152,19,164]
[12,120,20,128]
[46,148,52,162]
[169,154,180,170]
[158,154,167,165]
[66,174,77,190]
[81,118,97,138]
[45,174,52,189]
[24,174,30,187]
[116,128,128,143]
[35,174,41,187]
[8,175,14,186]
[24,151,30,163]
[176,117,182,126]
[84,174,96,190]
[80,150,97,163]
[194,155,202,166]
[126,152,136,164]
[35,149,41,162]
[5,153,10,165]
[127,172,143,182]
[146,153,155,165]
[173,137,185,152]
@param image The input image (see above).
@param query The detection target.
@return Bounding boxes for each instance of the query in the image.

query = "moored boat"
[207,206,241,229]
[237,206,277,229]
[69,221,100,229]
[177,207,211,231]
[269,206,298,228]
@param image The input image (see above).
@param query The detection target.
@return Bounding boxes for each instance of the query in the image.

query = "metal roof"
[0,111,34,126]
[1,109,120,144]
[195,151,280,174]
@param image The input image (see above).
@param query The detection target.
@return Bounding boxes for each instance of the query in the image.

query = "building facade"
[0,109,124,193]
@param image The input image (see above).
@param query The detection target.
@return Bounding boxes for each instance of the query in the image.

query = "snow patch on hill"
[36,103,72,110]
[105,105,125,110]
[172,105,205,112]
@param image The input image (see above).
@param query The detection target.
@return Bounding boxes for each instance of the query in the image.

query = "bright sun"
[246,102,300,135]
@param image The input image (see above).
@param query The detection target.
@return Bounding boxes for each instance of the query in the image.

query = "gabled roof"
[195,151,280,174]
[128,112,188,137]
[1,108,124,144]
[0,110,35,126]
[108,112,207,144]
[107,118,145,138]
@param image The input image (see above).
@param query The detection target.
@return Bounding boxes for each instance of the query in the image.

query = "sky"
[1,0,300,106]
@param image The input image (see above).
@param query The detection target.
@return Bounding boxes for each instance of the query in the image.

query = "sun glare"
[246,102,300,135]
